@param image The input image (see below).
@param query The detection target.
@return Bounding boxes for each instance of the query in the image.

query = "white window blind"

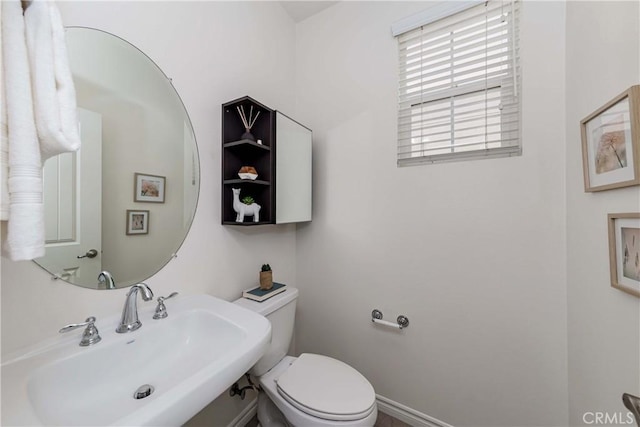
[396,0,521,166]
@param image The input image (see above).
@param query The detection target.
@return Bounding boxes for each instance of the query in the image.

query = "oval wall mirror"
[34,27,200,290]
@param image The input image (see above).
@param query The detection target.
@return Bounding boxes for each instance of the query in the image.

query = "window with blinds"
[396,1,521,166]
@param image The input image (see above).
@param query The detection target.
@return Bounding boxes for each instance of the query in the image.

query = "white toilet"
[234,286,378,427]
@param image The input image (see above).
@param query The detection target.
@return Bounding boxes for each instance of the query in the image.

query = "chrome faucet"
[98,271,116,289]
[116,283,154,333]
[59,316,102,346]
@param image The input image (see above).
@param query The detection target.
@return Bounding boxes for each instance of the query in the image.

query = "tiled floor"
[245,411,411,426]
[374,411,412,427]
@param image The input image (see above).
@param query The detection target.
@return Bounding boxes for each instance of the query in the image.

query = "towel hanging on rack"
[1,21,9,221]
[25,0,81,161]
[1,0,80,261]
[1,0,45,260]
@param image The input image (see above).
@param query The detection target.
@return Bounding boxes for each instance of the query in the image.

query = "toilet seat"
[275,353,376,422]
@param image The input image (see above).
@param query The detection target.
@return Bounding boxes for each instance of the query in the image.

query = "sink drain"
[133,384,154,399]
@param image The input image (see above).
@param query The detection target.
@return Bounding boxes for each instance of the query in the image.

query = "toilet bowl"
[259,355,377,427]
[234,287,377,427]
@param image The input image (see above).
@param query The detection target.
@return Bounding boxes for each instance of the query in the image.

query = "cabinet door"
[275,112,312,223]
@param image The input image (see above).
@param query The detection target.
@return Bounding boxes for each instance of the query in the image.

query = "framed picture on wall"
[608,213,640,298]
[126,210,150,235]
[134,173,166,203]
[581,85,640,192]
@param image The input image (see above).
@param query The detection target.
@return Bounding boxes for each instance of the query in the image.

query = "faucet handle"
[153,292,178,319]
[59,316,102,346]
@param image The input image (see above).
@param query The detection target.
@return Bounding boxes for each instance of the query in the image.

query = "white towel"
[1,0,46,260]
[25,0,81,161]
[1,10,9,221]
[1,101,9,222]
[1,0,80,261]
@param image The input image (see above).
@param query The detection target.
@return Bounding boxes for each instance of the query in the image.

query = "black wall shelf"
[223,179,270,186]
[222,96,275,225]
[224,140,271,151]
[222,221,272,226]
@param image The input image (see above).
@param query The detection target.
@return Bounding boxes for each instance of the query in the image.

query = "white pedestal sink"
[1,294,271,426]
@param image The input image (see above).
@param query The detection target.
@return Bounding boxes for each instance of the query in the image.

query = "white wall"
[1,2,297,425]
[294,2,568,426]
[566,2,640,425]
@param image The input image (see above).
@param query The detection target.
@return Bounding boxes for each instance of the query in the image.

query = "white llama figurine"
[232,188,261,223]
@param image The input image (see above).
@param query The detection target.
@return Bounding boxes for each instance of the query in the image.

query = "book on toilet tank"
[242,282,286,302]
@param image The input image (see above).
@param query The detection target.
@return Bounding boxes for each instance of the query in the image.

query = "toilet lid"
[275,353,376,421]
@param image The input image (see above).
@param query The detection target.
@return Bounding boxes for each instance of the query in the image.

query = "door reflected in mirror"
[35,28,200,290]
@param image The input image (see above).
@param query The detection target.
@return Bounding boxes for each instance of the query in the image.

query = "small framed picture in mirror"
[134,173,166,203]
[126,210,149,235]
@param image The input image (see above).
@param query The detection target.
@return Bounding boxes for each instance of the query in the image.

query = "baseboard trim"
[227,397,258,427]
[376,395,453,427]
[226,394,451,427]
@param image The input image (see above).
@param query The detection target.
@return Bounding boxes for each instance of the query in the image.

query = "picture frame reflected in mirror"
[134,173,166,203]
[126,210,150,235]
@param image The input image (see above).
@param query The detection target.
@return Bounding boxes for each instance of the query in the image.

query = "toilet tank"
[234,286,298,376]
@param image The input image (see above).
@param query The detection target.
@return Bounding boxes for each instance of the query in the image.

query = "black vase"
[241,128,255,141]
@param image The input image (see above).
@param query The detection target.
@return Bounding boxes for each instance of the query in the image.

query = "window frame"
[395,0,521,166]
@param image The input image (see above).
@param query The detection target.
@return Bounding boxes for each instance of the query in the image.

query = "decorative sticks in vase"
[237,105,261,142]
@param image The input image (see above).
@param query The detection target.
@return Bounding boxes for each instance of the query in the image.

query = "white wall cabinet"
[275,112,312,224]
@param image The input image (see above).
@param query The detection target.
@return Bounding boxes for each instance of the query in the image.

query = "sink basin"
[1,294,271,426]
